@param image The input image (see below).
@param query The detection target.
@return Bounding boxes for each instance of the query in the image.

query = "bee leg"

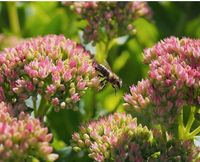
[100,83,106,90]
[98,74,104,77]
[100,79,107,90]
[112,85,117,95]
[100,78,106,84]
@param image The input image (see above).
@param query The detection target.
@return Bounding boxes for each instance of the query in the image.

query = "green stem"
[178,106,199,140]
[189,125,200,138]
[6,2,21,36]
[161,126,167,142]
[32,96,37,117]
[36,95,49,118]
[178,109,185,140]
[185,106,196,133]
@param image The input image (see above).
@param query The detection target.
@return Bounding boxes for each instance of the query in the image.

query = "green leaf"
[47,109,82,144]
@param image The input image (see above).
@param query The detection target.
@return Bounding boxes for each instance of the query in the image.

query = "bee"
[82,45,122,92]
[93,61,122,91]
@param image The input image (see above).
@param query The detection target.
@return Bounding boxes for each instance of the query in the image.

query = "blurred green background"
[0,2,200,162]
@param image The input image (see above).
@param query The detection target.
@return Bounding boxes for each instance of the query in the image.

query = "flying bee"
[82,45,122,92]
[93,61,122,91]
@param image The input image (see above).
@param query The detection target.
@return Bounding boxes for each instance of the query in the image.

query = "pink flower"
[124,80,151,111]
[51,97,59,106]
[69,58,77,68]
[0,102,58,161]
[66,2,152,44]
[26,122,34,132]
[26,82,34,91]
[124,37,200,126]
[46,84,56,95]
[71,93,80,103]
[63,70,72,82]
[77,81,86,90]
[0,35,100,112]
[71,113,151,162]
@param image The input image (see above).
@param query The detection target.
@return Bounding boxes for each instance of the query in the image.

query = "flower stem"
[188,125,200,138]
[178,109,185,140]
[178,106,198,140]
[32,96,37,117]
[36,95,50,119]
[161,126,167,141]
[6,2,21,36]
[185,106,196,133]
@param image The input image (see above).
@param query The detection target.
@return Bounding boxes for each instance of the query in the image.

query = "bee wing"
[94,57,112,72]
[102,60,112,71]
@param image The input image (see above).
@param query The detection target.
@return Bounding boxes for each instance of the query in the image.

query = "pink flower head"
[0,35,100,112]
[124,79,151,111]
[66,2,152,44]
[71,113,152,162]
[0,102,58,161]
[124,37,200,127]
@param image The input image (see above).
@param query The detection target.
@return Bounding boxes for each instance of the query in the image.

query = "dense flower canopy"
[0,102,58,162]
[72,113,155,162]
[0,35,100,111]
[72,112,200,162]
[124,37,200,126]
[0,2,200,162]
[66,2,152,43]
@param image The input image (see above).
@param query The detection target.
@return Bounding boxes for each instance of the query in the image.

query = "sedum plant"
[65,2,152,64]
[66,2,152,44]
[1,33,197,162]
[71,36,200,162]
[0,35,100,117]
[71,113,155,162]
[1,3,200,161]
[0,102,58,162]
[71,113,200,162]
[124,37,200,139]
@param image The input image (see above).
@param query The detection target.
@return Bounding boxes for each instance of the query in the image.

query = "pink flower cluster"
[113,126,154,162]
[124,79,152,111]
[72,112,200,161]
[0,102,58,161]
[66,2,152,43]
[0,35,100,111]
[124,37,200,125]
[72,113,154,162]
